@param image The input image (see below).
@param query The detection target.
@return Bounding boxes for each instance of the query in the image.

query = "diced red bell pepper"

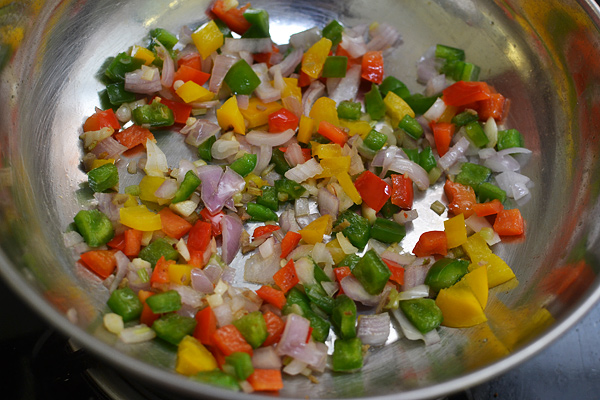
[253,225,281,239]
[493,208,525,236]
[478,92,506,122]
[353,170,391,212]
[210,0,251,35]
[157,97,192,125]
[159,208,193,240]
[177,53,202,70]
[298,70,314,87]
[261,311,285,347]
[187,220,212,253]
[431,121,456,157]
[333,266,352,295]
[412,231,448,257]
[442,81,492,107]
[123,229,143,257]
[472,199,504,217]
[268,108,299,133]
[391,174,414,210]
[80,250,117,279]
[256,286,287,310]
[83,108,121,132]
[113,125,154,149]
[107,233,126,252]
[280,231,302,259]
[444,179,477,218]
[138,290,160,327]
[317,120,349,146]
[172,64,211,88]
[212,324,253,356]
[194,306,218,346]
[150,256,174,286]
[361,51,384,84]
[200,208,225,236]
[383,259,405,286]
[188,250,206,269]
[273,259,299,294]
[336,45,361,68]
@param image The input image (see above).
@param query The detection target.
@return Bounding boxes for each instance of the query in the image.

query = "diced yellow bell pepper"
[119,205,162,231]
[301,37,332,79]
[124,194,139,208]
[444,214,467,249]
[464,232,515,288]
[299,214,333,244]
[455,265,488,309]
[168,264,194,285]
[436,285,487,328]
[309,97,339,128]
[316,156,351,178]
[462,232,492,260]
[90,158,115,170]
[217,96,246,135]
[326,238,346,265]
[176,81,214,104]
[191,20,224,59]
[297,115,315,144]
[335,171,362,205]
[282,77,302,103]
[464,323,510,369]
[384,91,415,127]
[311,142,343,159]
[245,173,267,189]
[175,335,218,376]
[131,45,155,66]
[437,105,458,123]
[139,176,166,203]
[239,97,282,129]
[339,120,373,138]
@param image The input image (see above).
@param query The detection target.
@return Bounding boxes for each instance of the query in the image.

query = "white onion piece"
[294,197,310,217]
[144,139,168,177]
[238,50,253,66]
[465,214,501,246]
[424,329,441,346]
[244,249,281,284]
[312,242,334,266]
[177,26,193,45]
[252,62,281,103]
[285,158,323,183]
[336,232,358,255]
[119,325,156,344]
[287,244,314,261]
[252,347,282,370]
[206,167,246,214]
[340,32,367,58]
[482,151,520,173]
[321,281,339,298]
[124,66,162,94]
[212,303,233,327]
[223,38,272,54]
[484,117,498,148]
[252,144,272,175]
[173,159,197,184]
[423,97,447,122]
[295,257,316,286]
[203,264,223,284]
[386,157,430,191]
[425,74,447,97]
[155,42,174,87]
[283,358,308,376]
[237,94,250,110]
[398,284,430,300]
[90,137,127,160]
[182,119,220,147]
[211,138,239,160]
[367,23,402,51]
[80,127,114,150]
[437,136,470,171]
[246,128,295,147]
[340,275,381,306]
[221,266,236,284]
[196,165,223,212]
[221,214,243,264]
[154,179,177,200]
[329,64,362,105]
[357,314,390,346]
[496,171,533,200]
[269,47,303,77]
[108,251,130,292]
[302,80,326,116]
[279,208,301,233]
[393,209,419,225]
[282,95,303,118]
[416,45,444,84]
[318,187,339,218]
[209,54,238,93]
[167,283,204,308]
[289,27,321,50]
[391,308,428,342]
[284,142,306,167]
[498,147,532,168]
[296,213,319,229]
[189,100,220,109]
[402,263,432,290]
[191,268,214,294]
[258,237,275,259]
[276,313,310,355]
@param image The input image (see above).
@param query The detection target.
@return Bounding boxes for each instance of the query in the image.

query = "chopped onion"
[287,244,314,261]
[381,250,415,266]
[398,284,430,300]
[258,237,275,259]
[212,303,233,327]
[182,119,220,147]
[144,139,168,177]
[437,136,470,171]
[425,74,447,97]
[367,23,402,52]
[211,137,240,160]
[252,62,281,102]
[176,238,191,261]
[317,187,339,218]
[295,257,316,285]
[63,231,84,248]
[124,66,162,94]
[108,251,130,292]
[284,142,306,167]
[279,208,301,233]
[209,54,238,93]
[80,127,114,150]
[103,313,124,334]
[277,314,327,369]
[269,47,303,77]
[416,45,445,84]
[357,313,390,346]
[423,97,447,121]
[294,197,309,217]
[336,232,358,255]
[391,308,429,342]
[284,158,324,183]
[402,264,432,290]
[205,167,246,214]
[244,249,281,284]
[312,242,334,266]
[495,170,533,200]
[393,209,419,225]
[386,157,430,191]
[90,137,127,160]
[173,159,197,184]
[154,178,177,200]
[283,358,308,376]
[321,281,339,297]
[252,347,282,369]
[484,117,498,148]
[204,264,224,284]
[289,27,321,50]
[302,80,326,116]
[252,144,272,175]
[246,128,295,147]
[329,64,361,105]
[340,275,381,306]
[465,214,501,246]
[191,268,215,294]
[481,150,520,173]
[119,324,156,344]
[221,214,243,264]
[155,42,175,87]
[168,283,204,308]
[223,37,272,54]
[340,32,367,58]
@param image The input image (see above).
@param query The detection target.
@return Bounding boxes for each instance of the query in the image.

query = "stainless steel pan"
[1,0,600,398]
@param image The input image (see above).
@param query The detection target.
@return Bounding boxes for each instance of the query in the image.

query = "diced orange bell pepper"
[302,37,332,79]
[412,231,448,257]
[217,96,246,134]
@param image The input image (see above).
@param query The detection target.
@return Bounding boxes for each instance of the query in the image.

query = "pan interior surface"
[1,0,600,399]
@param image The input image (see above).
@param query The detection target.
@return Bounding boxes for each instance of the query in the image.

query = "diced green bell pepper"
[107,287,143,322]
[337,100,361,120]
[246,202,278,222]
[152,313,197,346]
[145,290,182,313]
[322,19,344,46]
[399,298,443,334]
[334,211,370,250]
[305,283,334,315]
[435,44,465,61]
[224,59,261,95]
[477,182,507,203]
[283,287,330,342]
[451,110,479,127]
[460,62,480,82]
[418,147,437,172]
[322,56,347,78]
[398,114,423,139]
[106,82,136,106]
[402,148,420,164]
[455,162,491,192]
[497,129,525,150]
[424,258,470,293]
[364,83,386,121]
[242,8,270,38]
[232,311,268,348]
[230,153,257,177]
[338,253,360,270]
[464,121,489,148]
[224,352,254,381]
[88,163,119,193]
[274,178,306,200]
[132,100,174,127]
[379,76,410,99]
[105,52,144,82]
[331,294,357,339]
[403,93,439,115]
[370,218,406,244]
[197,136,216,162]
[271,148,291,175]
[149,28,178,50]
[380,200,400,219]
[332,337,363,371]
[139,238,179,267]
[353,249,391,295]
[171,170,201,204]
[191,370,240,391]
[256,185,279,211]
[313,262,332,283]
[74,209,114,247]
[213,18,233,38]
[363,129,387,151]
